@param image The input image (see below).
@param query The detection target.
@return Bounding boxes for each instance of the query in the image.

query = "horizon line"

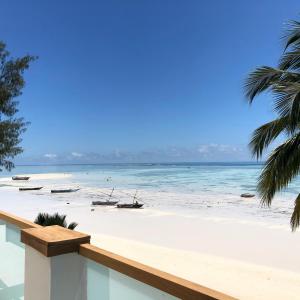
[13,161,264,167]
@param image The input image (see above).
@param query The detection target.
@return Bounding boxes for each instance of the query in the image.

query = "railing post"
[21,225,90,300]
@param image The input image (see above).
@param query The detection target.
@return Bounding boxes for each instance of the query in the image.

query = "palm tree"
[34,212,78,230]
[245,20,300,231]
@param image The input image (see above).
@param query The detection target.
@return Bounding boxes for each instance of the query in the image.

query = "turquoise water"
[0,163,299,223]
[1,162,263,192]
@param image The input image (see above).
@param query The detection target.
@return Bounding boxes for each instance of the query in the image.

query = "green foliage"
[249,117,290,159]
[291,194,300,231]
[0,41,36,171]
[34,212,78,230]
[245,18,300,230]
[258,134,300,205]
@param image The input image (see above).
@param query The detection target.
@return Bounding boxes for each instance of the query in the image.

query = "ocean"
[0,162,298,225]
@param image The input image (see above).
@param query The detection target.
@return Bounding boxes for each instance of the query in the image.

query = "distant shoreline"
[14,161,265,167]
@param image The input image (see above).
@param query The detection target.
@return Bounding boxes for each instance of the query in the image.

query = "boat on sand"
[240,193,255,198]
[92,200,118,206]
[19,187,43,191]
[116,190,144,209]
[117,202,143,209]
[92,188,119,206]
[12,176,30,181]
[51,188,80,193]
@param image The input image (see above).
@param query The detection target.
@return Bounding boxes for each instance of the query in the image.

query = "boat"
[92,188,118,206]
[117,203,144,209]
[240,193,255,198]
[116,190,144,209]
[12,176,30,181]
[51,188,80,193]
[92,200,118,206]
[19,187,43,191]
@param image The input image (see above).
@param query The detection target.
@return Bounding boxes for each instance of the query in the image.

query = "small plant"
[34,212,78,230]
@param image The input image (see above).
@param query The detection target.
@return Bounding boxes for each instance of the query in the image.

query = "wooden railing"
[0,210,236,300]
[0,210,41,229]
[80,243,235,300]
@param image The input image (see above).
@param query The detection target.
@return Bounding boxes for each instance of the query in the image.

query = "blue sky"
[1,0,299,163]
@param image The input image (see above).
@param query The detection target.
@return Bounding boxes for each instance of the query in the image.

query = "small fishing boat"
[92,188,119,206]
[19,187,43,191]
[116,190,144,209]
[12,176,30,181]
[240,193,255,198]
[117,202,143,209]
[92,200,118,206]
[51,188,80,193]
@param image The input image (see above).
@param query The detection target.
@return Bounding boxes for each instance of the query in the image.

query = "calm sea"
[0,162,299,224]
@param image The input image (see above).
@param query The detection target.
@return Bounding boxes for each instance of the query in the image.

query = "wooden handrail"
[22,225,90,257]
[0,210,236,300]
[80,243,236,300]
[0,210,41,229]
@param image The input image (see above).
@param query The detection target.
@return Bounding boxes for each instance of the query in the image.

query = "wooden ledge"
[80,244,236,300]
[21,225,90,257]
[0,210,41,229]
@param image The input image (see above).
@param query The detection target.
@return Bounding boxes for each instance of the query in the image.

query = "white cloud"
[21,144,251,164]
[44,153,57,159]
[197,145,209,153]
[71,152,83,158]
[197,144,244,155]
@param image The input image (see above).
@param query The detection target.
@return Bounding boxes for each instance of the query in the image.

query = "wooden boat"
[92,188,118,206]
[117,202,143,209]
[116,190,144,209]
[19,187,43,191]
[51,188,80,193]
[240,193,255,198]
[12,176,30,181]
[92,200,118,206]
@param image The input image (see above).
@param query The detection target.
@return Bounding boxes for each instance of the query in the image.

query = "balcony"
[0,210,234,300]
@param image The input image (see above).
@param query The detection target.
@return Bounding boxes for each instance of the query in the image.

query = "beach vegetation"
[0,41,36,171]
[245,19,300,231]
[34,212,78,230]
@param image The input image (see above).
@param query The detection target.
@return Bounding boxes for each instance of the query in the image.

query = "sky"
[0,0,300,163]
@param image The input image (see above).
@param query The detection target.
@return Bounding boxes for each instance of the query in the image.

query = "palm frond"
[34,212,78,230]
[272,82,300,130]
[283,20,300,51]
[249,117,290,159]
[50,212,67,227]
[279,49,300,71]
[68,222,78,230]
[247,17,300,231]
[258,133,300,206]
[34,212,47,226]
[291,194,300,231]
[245,67,284,102]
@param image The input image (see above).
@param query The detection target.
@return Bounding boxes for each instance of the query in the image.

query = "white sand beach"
[90,234,300,300]
[0,172,71,181]
[1,173,300,300]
